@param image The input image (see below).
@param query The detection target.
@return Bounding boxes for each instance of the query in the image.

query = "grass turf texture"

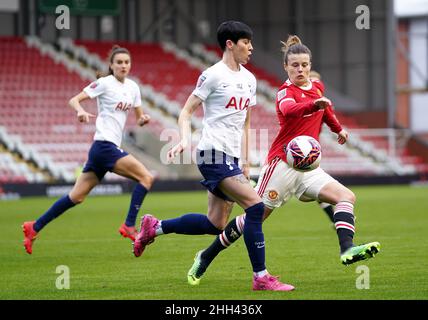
[1,185,427,300]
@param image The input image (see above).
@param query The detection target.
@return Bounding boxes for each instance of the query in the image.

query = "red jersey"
[266,79,343,164]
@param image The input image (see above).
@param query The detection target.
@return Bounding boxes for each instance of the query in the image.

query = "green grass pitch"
[1,184,427,300]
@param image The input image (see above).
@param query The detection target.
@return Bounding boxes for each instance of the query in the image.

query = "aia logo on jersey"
[225,97,250,110]
[115,102,131,112]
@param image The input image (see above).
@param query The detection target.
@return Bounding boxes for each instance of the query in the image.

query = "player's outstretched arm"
[314,96,332,110]
[68,91,95,123]
[167,94,202,162]
[134,107,151,126]
[337,129,349,145]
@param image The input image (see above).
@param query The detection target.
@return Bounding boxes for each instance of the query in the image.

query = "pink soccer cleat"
[133,214,159,257]
[118,223,137,242]
[22,221,38,255]
[253,274,295,291]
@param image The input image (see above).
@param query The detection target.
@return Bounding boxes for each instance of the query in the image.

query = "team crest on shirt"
[267,190,279,200]
[90,81,98,89]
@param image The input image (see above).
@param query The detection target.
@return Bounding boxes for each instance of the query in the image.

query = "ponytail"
[96,45,131,79]
[280,35,312,65]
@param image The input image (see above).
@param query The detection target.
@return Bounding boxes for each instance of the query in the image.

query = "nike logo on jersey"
[221,83,230,88]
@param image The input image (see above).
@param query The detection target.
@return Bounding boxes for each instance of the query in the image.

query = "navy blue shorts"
[82,140,129,181]
[197,149,242,201]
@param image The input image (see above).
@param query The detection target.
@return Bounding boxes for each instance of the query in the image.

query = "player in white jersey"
[22,46,154,254]
[185,36,381,286]
[132,21,294,291]
[194,56,256,158]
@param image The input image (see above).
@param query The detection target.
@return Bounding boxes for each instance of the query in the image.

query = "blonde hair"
[280,35,312,65]
[309,70,321,80]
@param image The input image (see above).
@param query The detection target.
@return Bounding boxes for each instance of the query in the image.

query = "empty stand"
[1,37,425,182]
[76,40,204,118]
[1,37,154,182]
[0,37,96,181]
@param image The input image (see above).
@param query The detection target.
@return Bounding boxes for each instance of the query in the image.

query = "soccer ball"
[285,135,322,172]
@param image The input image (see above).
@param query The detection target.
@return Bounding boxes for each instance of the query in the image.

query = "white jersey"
[192,61,257,158]
[83,75,141,146]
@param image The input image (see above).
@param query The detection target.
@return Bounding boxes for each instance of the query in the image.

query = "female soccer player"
[132,21,294,291]
[22,46,154,254]
[186,35,381,285]
[309,70,335,224]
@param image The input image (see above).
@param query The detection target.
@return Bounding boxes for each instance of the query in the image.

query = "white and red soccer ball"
[285,135,322,172]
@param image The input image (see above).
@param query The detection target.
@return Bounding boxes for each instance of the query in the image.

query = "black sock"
[318,202,334,223]
[200,214,245,271]
[333,202,355,253]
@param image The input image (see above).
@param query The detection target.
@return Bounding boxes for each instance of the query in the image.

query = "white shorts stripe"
[258,157,281,197]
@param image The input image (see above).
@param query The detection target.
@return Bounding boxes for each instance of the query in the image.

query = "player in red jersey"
[187,35,380,286]
[308,70,337,224]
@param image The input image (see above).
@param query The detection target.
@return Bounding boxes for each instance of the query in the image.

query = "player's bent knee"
[207,213,227,230]
[242,195,263,210]
[219,218,230,231]
[214,221,227,230]
[69,194,85,205]
[139,173,154,189]
[340,190,356,204]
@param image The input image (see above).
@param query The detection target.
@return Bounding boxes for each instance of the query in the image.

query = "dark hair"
[281,35,312,65]
[217,21,253,51]
[96,45,131,78]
